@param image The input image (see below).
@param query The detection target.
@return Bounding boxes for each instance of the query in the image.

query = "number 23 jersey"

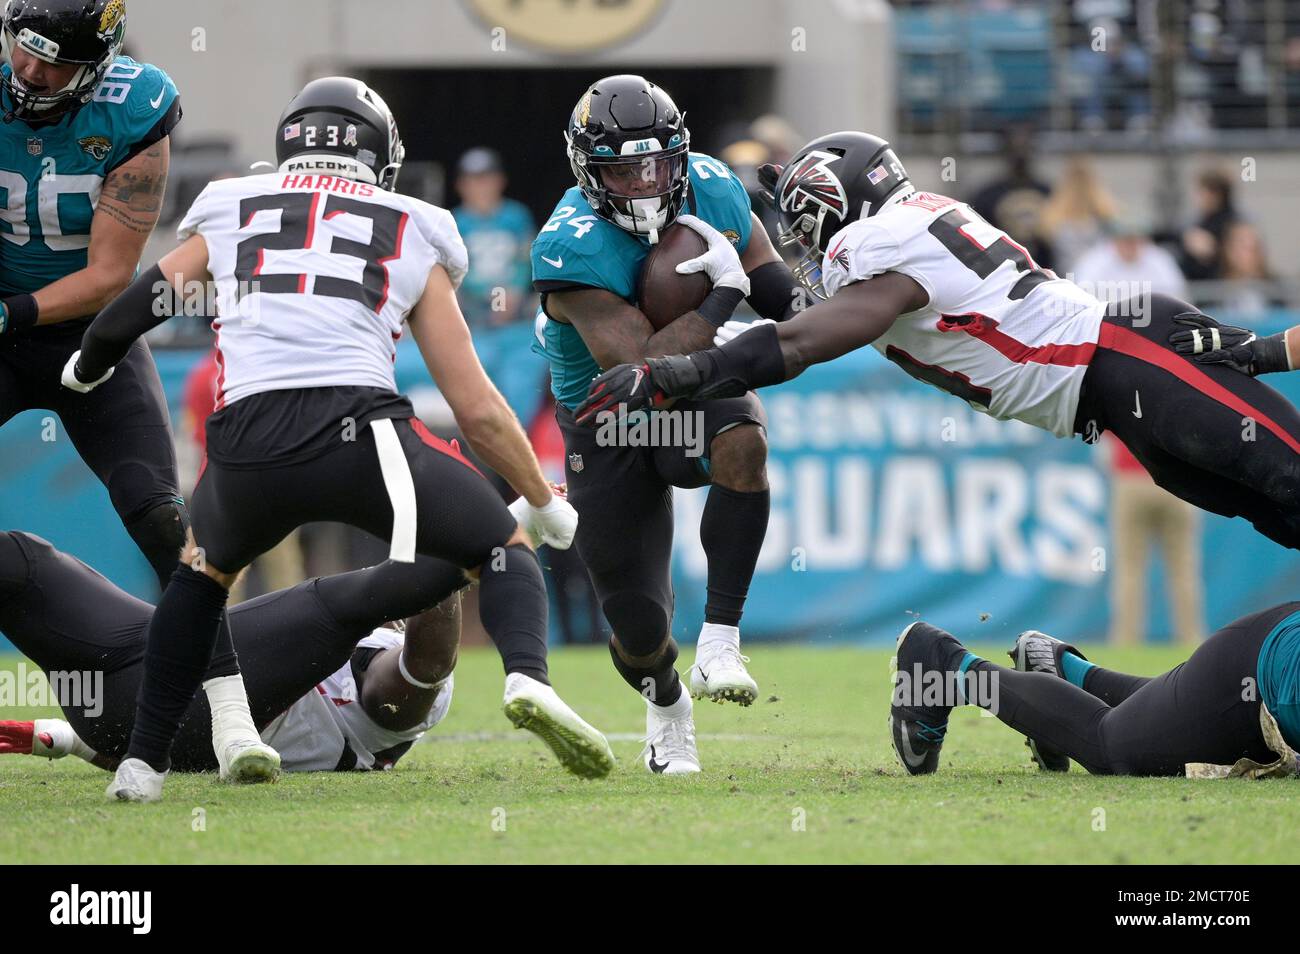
[178,172,468,408]
[821,192,1106,437]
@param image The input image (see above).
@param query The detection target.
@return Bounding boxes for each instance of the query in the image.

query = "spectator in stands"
[1178,167,1240,280]
[1038,155,1118,275]
[1106,435,1206,648]
[968,124,1054,268]
[1070,15,1152,134]
[451,147,535,328]
[1071,211,1187,304]
[1204,220,1286,320]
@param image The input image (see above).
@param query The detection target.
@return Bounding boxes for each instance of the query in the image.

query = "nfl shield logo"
[26,138,42,156]
[567,452,584,473]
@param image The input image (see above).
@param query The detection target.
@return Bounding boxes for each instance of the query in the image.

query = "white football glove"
[674,214,750,295]
[60,351,114,394]
[507,493,579,550]
[713,317,776,348]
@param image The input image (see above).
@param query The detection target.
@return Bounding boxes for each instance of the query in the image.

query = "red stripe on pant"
[1097,322,1300,456]
[408,417,485,477]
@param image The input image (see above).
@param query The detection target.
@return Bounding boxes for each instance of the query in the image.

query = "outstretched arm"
[576,271,927,423]
[1169,314,1299,376]
[63,233,210,392]
[408,264,553,508]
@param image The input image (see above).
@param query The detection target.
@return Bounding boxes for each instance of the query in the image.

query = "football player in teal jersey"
[532,75,803,774]
[0,0,189,590]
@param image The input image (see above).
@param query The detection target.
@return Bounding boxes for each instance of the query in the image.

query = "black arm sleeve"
[664,319,788,401]
[77,264,183,380]
[745,260,801,322]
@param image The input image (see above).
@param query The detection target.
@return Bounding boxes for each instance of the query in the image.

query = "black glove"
[574,355,706,426]
[1168,313,1291,376]
[756,163,783,211]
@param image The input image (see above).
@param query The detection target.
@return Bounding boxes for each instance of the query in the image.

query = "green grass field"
[2,642,1298,864]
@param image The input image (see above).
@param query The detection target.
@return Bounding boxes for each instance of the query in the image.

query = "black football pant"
[1076,294,1300,548]
[0,530,464,770]
[0,324,188,589]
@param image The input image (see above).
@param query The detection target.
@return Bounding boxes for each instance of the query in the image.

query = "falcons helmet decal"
[778,150,848,218]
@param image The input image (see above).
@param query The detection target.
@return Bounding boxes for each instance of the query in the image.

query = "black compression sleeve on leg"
[609,635,681,706]
[477,544,550,684]
[745,261,800,322]
[127,564,230,772]
[77,264,184,381]
[700,485,769,626]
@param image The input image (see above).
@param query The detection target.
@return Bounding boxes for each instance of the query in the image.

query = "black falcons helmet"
[774,131,913,297]
[276,76,405,191]
[566,74,690,242]
[0,0,126,123]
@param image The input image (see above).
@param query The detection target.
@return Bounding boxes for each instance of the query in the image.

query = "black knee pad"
[125,499,191,589]
[602,590,671,659]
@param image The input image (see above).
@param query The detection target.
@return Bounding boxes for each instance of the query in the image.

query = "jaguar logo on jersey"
[26,137,42,156]
[97,0,126,42]
[779,150,848,218]
[722,228,740,245]
[79,136,113,161]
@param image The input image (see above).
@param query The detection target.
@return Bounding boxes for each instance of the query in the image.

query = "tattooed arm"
[33,137,171,325]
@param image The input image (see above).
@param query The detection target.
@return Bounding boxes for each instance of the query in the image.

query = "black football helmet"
[0,0,126,123]
[275,76,404,191]
[773,131,913,298]
[566,74,690,242]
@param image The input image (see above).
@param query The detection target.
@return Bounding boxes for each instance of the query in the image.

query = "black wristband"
[695,285,745,328]
[1252,332,1292,375]
[0,293,38,335]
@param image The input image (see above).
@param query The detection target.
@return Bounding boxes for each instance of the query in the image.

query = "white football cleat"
[503,673,615,779]
[690,639,758,706]
[217,739,281,784]
[643,695,701,775]
[106,757,166,803]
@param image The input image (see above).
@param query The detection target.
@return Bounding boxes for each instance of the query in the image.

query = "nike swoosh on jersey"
[541,255,563,268]
[150,89,166,109]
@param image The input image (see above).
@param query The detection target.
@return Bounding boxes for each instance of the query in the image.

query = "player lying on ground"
[61,77,612,802]
[888,604,1300,777]
[0,531,467,773]
[577,131,1300,550]
[534,75,805,773]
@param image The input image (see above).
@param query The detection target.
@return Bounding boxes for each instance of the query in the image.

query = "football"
[636,223,711,330]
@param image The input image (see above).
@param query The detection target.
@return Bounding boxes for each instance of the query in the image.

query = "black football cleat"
[1007,630,1087,772]
[890,621,965,776]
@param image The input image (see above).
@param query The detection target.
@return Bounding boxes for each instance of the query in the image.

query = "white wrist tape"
[398,651,440,690]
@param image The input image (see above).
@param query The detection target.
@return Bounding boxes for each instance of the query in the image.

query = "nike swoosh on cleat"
[648,744,670,774]
[895,724,930,769]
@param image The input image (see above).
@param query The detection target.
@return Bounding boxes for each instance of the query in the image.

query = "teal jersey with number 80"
[530,151,753,410]
[0,56,179,299]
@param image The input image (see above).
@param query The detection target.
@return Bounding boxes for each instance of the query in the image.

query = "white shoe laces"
[701,642,750,672]
[644,711,697,763]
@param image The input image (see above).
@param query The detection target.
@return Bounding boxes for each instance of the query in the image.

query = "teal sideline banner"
[1,313,1298,649]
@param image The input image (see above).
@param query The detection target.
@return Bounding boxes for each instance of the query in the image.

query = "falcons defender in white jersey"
[579,131,1300,558]
[61,77,614,803]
